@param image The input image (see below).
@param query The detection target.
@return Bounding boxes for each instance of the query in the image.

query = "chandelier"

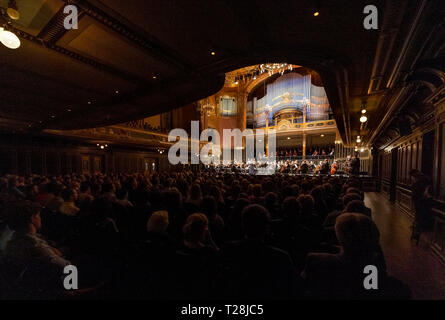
[260,63,292,76]
[202,103,215,116]
[199,98,215,116]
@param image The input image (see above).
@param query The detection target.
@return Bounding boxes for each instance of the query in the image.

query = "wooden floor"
[365,192,445,300]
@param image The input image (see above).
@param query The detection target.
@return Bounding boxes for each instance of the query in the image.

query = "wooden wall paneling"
[418,140,422,171]
[61,153,67,174]
[438,122,445,200]
[11,148,18,174]
[17,150,27,175]
[31,150,42,175]
[406,144,412,182]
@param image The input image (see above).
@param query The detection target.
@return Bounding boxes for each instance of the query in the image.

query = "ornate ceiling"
[0,0,444,148]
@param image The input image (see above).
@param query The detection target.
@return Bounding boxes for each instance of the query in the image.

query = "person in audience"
[46,184,64,212]
[0,170,409,300]
[301,213,387,299]
[219,204,300,299]
[4,201,70,296]
[8,176,26,200]
[77,181,94,210]
[59,188,80,216]
[116,188,133,209]
[323,192,362,228]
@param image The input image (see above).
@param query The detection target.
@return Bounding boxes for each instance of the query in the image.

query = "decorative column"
[302,132,307,160]
[265,106,272,157]
[237,89,248,131]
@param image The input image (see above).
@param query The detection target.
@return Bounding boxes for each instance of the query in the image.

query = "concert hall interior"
[0,0,445,301]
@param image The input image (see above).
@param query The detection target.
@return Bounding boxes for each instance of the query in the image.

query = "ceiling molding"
[11,25,147,85]
[67,0,196,73]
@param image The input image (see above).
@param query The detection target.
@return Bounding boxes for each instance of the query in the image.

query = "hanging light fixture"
[360,115,368,123]
[0,27,20,49]
[6,1,20,20]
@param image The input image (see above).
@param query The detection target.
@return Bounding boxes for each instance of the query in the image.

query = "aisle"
[364,192,445,299]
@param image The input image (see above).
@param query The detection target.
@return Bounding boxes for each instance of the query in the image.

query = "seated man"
[301,213,392,299]
[59,188,80,216]
[4,201,71,296]
[219,204,300,299]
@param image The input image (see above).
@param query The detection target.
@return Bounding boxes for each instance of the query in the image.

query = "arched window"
[220,96,237,116]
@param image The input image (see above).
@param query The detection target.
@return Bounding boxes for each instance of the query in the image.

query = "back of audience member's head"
[335,213,380,257]
[346,187,364,200]
[163,188,182,210]
[242,204,270,240]
[264,192,277,208]
[190,183,202,200]
[311,186,325,201]
[301,181,312,194]
[80,181,91,193]
[116,188,128,200]
[147,210,169,233]
[342,193,362,208]
[343,200,367,215]
[201,195,218,218]
[7,201,42,231]
[281,185,295,199]
[252,184,262,198]
[238,192,248,200]
[61,188,76,202]
[297,194,315,214]
[282,196,299,219]
[102,182,115,194]
[322,183,333,194]
[183,213,208,244]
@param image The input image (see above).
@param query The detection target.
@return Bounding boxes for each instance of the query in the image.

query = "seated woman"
[173,213,219,299]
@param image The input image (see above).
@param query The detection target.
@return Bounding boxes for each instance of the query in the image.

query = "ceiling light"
[356,138,361,143]
[361,109,367,114]
[0,27,20,49]
[7,1,20,20]
[100,145,104,149]
[321,134,324,137]
[360,115,368,123]
[211,51,215,55]
[313,11,320,16]
[97,144,99,146]
[88,101,92,104]
[360,148,365,152]
[67,108,71,112]
[152,75,157,79]
[115,90,119,94]
[287,137,291,140]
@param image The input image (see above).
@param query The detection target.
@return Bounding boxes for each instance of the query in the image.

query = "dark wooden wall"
[376,99,445,264]
[0,134,170,176]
